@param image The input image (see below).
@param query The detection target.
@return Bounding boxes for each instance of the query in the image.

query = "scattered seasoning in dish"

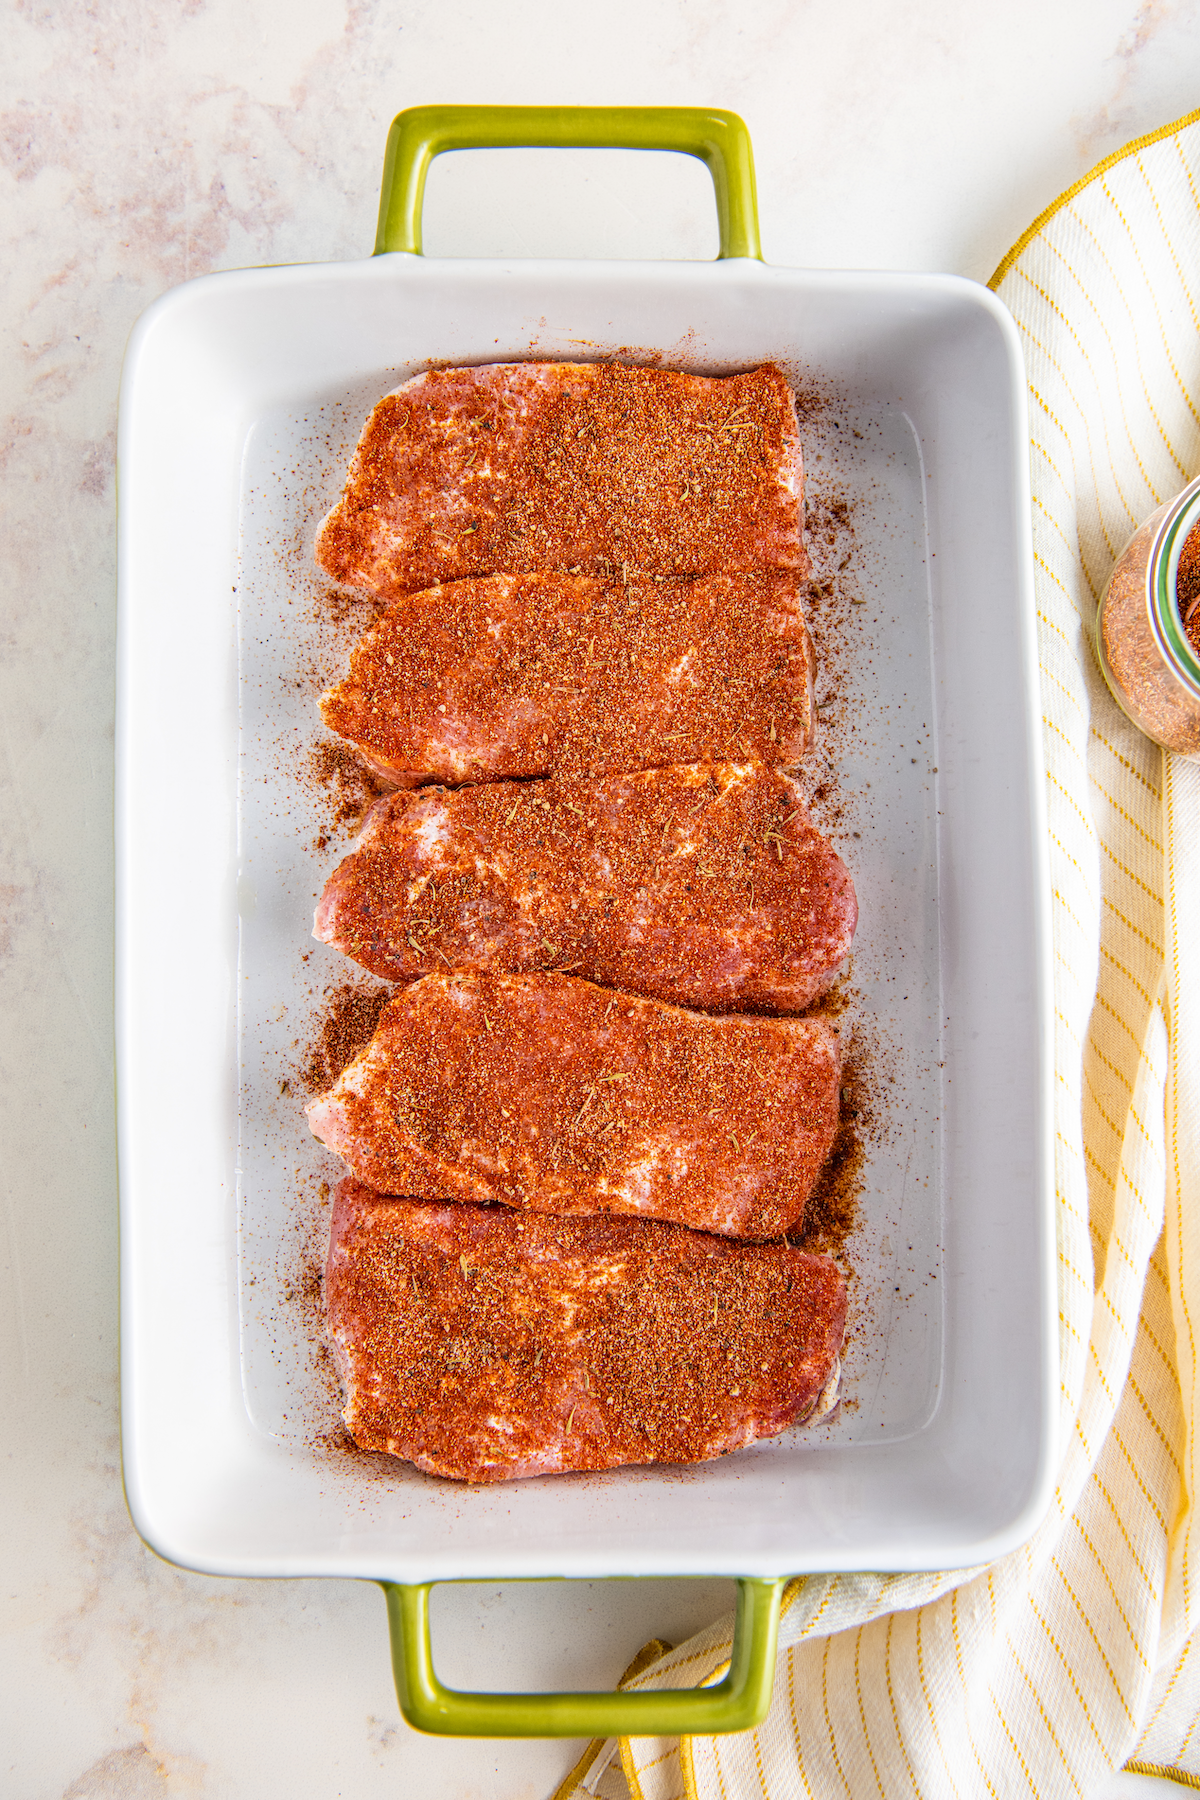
[314,581,384,631]
[299,978,393,1095]
[796,1052,870,1265]
[305,740,387,849]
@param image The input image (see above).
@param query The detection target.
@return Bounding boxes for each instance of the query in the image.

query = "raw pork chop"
[326,1181,847,1482]
[314,761,857,1013]
[306,971,842,1239]
[318,571,815,787]
[315,361,806,601]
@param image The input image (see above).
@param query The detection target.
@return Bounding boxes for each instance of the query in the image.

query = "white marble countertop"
[4,3,1200,1795]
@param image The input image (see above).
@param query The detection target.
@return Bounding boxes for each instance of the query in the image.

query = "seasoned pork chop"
[326,1182,847,1482]
[319,572,815,787]
[315,762,857,1012]
[315,361,806,601]
[306,971,841,1239]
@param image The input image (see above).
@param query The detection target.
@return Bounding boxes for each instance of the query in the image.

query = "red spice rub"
[1178,518,1200,659]
[326,1181,847,1482]
[315,361,806,600]
[319,572,815,787]
[314,761,857,1013]
[306,971,842,1239]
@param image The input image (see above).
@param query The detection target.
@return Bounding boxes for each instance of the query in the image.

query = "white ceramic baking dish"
[117,107,1055,1736]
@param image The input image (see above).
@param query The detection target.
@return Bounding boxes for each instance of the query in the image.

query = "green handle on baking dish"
[373,104,763,261]
[381,1575,785,1737]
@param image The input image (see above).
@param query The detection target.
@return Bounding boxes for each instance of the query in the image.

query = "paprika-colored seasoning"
[1177,519,1200,661]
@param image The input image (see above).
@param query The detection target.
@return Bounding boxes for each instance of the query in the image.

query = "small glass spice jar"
[1096,473,1200,757]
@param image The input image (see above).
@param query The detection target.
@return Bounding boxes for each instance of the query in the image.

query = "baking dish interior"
[117,253,1053,1582]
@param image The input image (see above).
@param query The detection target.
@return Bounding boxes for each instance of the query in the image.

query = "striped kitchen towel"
[556,105,1200,1800]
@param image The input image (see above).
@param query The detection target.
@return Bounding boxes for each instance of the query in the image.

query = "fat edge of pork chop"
[318,571,815,788]
[314,761,858,1013]
[314,361,806,601]
[306,971,842,1239]
[326,1182,847,1482]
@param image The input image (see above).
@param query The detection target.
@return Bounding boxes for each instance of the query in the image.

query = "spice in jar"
[1177,519,1200,660]
[1096,475,1200,757]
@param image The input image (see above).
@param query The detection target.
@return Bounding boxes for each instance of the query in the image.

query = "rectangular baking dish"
[117,107,1055,1736]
